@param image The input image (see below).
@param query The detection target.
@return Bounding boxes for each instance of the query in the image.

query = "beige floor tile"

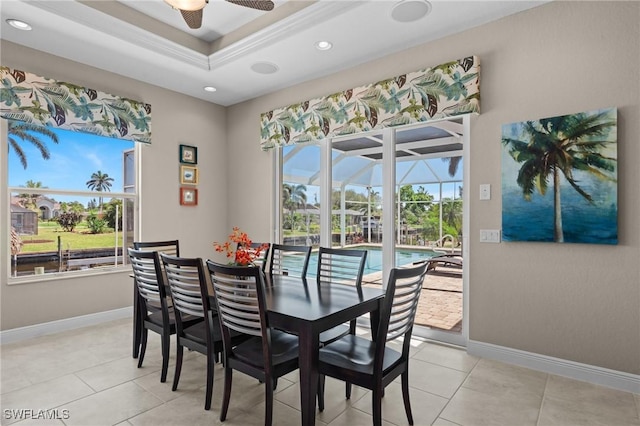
[275,377,368,425]
[412,342,479,373]
[461,358,547,399]
[128,388,221,426]
[15,348,104,385]
[352,381,448,426]
[75,356,162,392]
[538,375,640,426]
[1,375,95,425]
[58,381,162,426]
[325,405,395,426]
[12,417,65,426]
[440,385,541,426]
[403,358,468,398]
[432,418,462,426]
[133,355,214,402]
[0,366,32,395]
[635,393,640,418]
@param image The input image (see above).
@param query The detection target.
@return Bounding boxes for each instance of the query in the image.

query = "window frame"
[6,139,141,284]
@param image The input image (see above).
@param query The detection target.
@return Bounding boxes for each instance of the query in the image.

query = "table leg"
[298,325,319,426]
[369,298,382,339]
[132,281,141,358]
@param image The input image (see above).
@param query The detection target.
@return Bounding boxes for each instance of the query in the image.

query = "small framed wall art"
[180,165,199,185]
[180,187,198,206]
[179,144,198,164]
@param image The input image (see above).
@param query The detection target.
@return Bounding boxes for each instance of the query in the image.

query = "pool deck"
[362,261,462,333]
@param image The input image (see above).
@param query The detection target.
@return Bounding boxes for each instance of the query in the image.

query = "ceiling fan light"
[164,0,207,12]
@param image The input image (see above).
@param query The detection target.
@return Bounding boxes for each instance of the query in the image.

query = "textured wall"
[227,1,640,374]
[0,41,228,330]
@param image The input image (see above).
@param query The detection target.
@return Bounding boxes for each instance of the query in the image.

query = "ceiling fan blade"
[180,8,204,29]
[226,0,275,12]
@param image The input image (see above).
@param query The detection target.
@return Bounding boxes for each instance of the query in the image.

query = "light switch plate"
[480,229,501,243]
[480,184,491,200]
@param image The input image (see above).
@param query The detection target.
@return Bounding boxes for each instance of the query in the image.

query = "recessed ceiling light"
[6,19,32,31]
[203,86,217,92]
[251,62,279,75]
[391,0,432,23]
[315,41,333,51]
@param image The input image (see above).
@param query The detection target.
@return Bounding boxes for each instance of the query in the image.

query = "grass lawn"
[19,222,123,253]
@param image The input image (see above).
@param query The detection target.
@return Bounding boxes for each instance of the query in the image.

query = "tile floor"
[1,318,639,426]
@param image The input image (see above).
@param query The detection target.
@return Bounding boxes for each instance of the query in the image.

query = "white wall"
[226,1,640,375]
[1,41,228,330]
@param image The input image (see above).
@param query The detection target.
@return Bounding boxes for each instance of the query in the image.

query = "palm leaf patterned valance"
[260,56,479,150]
[0,67,151,143]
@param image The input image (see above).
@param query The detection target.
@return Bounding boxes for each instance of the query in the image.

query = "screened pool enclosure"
[280,117,464,252]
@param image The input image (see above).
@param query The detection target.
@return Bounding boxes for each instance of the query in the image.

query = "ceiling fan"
[165,0,275,29]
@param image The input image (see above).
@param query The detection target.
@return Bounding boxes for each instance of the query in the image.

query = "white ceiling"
[0,0,546,106]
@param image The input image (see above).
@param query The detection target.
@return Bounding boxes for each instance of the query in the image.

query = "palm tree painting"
[501,107,617,244]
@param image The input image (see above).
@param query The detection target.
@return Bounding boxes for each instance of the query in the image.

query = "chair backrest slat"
[269,244,311,277]
[161,254,208,319]
[317,247,367,286]
[376,263,428,363]
[128,248,167,303]
[133,240,180,257]
[208,263,263,337]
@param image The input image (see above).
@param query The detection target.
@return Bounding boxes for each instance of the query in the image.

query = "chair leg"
[220,367,233,421]
[204,350,215,410]
[172,344,184,391]
[317,374,325,412]
[401,371,414,425]
[265,376,274,426]
[137,328,148,368]
[346,382,352,399]
[372,388,383,426]
[160,332,170,383]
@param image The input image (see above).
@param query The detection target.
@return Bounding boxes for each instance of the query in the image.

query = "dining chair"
[130,240,180,358]
[160,254,246,411]
[317,262,430,426]
[237,241,271,271]
[316,247,368,345]
[206,261,299,425]
[128,247,187,383]
[269,243,311,277]
[315,247,368,403]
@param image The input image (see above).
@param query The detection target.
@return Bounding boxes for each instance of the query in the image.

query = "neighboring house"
[10,203,38,235]
[10,195,61,220]
[36,196,61,220]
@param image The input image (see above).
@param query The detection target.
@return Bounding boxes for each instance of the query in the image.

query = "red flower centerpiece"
[213,227,268,266]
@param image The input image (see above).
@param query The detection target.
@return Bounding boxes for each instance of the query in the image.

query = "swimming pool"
[283,246,439,278]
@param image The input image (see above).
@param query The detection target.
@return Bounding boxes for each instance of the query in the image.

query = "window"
[7,124,138,278]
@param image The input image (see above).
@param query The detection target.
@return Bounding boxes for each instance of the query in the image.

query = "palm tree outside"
[282,183,307,232]
[7,121,59,169]
[86,171,114,212]
[18,180,46,211]
[502,108,617,243]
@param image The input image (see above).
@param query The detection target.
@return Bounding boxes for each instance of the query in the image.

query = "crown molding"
[28,0,210,70]
[208,1,363,70]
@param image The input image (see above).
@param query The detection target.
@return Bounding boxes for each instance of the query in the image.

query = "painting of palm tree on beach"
[501,107,617,244]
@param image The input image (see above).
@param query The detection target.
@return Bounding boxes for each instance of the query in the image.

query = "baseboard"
[467,340,640,394]
[0,307,132,345]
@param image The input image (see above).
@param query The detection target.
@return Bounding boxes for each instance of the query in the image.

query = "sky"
[8,127,133,203]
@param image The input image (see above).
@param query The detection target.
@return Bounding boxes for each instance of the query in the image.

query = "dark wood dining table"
[132,271,385,426]
[262,274,384,426]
